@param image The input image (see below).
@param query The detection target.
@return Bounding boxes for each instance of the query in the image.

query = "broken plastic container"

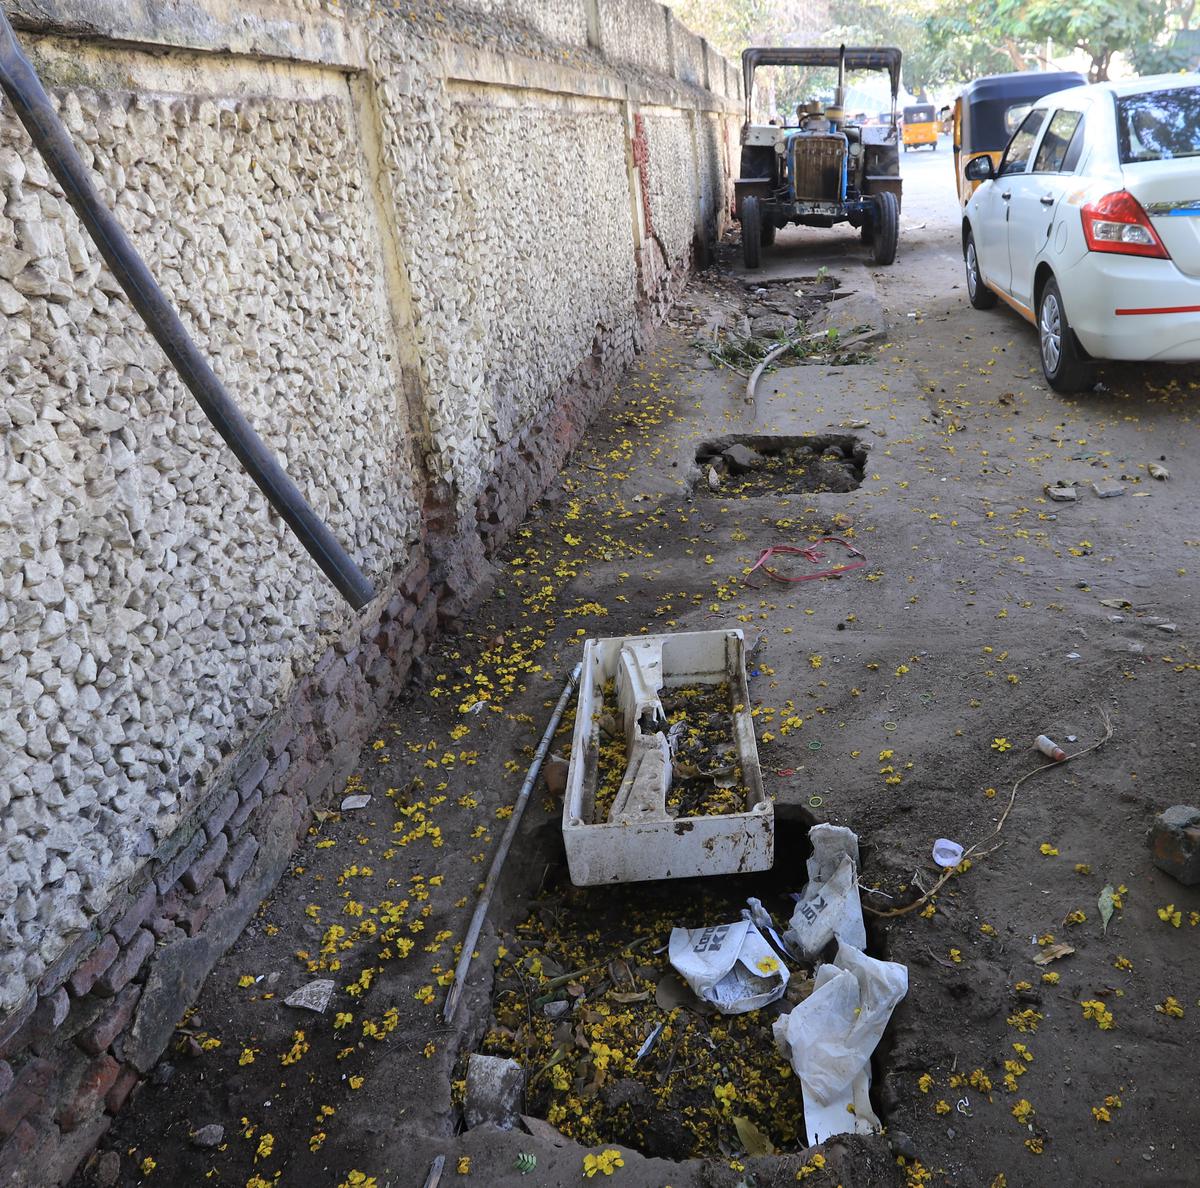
[562,629,772,885]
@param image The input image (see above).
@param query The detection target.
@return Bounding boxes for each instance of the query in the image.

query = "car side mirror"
[965,155,995,182]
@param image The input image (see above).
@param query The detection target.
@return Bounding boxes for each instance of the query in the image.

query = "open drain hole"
[462,809,897,1162]
[696,434,866,496]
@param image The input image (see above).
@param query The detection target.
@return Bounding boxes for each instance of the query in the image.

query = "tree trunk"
[1003,37,1027,70]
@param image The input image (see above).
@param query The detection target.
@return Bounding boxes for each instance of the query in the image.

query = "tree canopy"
[669,0,1186,89]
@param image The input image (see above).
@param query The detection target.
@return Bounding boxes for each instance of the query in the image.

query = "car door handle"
[1039,193,1055,206]
[1001,190,1012,200]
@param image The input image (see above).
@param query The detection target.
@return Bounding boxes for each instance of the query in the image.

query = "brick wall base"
[0,555,437,1187]
[0,118,709,1188]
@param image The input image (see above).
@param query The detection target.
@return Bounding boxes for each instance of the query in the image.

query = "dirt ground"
[80,143,1200,1188]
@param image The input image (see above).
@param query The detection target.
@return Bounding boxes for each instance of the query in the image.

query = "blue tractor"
[735,46,903,268]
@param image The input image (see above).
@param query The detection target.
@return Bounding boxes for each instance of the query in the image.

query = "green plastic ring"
[808,740,823,751]
[809,795,824,808]
[884,721,899,731]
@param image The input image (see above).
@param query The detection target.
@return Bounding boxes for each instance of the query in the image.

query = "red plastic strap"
[747,537,867,584]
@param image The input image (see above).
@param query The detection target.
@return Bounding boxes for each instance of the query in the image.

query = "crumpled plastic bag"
[773,942,909,1144]
[783,824,866,960]
[668,919,789,1014]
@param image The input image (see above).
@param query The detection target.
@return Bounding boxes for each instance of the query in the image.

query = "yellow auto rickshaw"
[901,103,938,151]
[952,70,1087,204]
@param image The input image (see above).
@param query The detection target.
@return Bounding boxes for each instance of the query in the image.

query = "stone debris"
[721,443,760,474]
[464,1053,525,1130]
[1091,479,1125,498]
[541,754,569,798]
[189,1124,225,1149]
[1045,482,1079,502]
[283,978,335,1014]
[1149,806,1200,885]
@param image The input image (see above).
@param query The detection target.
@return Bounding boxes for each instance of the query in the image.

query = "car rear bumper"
[1064,255,1200,360]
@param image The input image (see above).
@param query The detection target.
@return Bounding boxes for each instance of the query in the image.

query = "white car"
[962,75,1200,391]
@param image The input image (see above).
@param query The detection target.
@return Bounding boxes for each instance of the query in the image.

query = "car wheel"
[761,217,776,247]
[871,191,898,265]
[964,230,996,310]
[742,196,762,269]
[1038,277,1096,394]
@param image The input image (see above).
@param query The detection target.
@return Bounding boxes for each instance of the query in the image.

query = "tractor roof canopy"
[741,46,903,122]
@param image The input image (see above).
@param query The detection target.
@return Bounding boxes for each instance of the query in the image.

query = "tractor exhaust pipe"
[0,12,376,610]
[828,43,847,130]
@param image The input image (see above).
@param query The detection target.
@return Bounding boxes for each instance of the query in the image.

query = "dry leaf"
[733,1115,777,1156]
[1149,462,1169,480]
[610,991,650,1004]
[1098,885,1115,934]
[1033,943,1075,966]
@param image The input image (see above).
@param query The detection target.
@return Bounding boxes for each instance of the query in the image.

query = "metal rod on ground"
[0,13,375,610]
[443,664,582,1022]
[421,1155,445,1188]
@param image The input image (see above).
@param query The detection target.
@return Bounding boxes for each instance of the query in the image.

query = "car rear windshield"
[1117,87,1200,162]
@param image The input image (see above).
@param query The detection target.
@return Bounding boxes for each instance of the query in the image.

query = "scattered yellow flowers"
[991,738,1012,752]
[1157,904,1182,927]
[796,1152,827,1179]
[583,1150,624,1177]
[1039,843,1059,857]
[1081,1000,1114,1030]
[1156,996,1185,1018]
[917,1073,934,1093]
[1007,1009,1043,1033]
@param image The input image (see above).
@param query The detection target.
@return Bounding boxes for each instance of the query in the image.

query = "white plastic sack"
[783,823,866,960]
[668,919,789,1014]
[773,942,908,1145]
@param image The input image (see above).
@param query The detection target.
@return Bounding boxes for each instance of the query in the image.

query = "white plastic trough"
[562,629,773,885]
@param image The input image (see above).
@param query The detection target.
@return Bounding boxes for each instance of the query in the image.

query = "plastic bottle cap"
[932,838,964,868]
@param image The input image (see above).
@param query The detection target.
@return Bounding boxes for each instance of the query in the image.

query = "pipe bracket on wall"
[0,12,376,610]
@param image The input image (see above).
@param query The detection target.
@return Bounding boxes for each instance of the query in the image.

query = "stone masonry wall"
[0,0,737,1181]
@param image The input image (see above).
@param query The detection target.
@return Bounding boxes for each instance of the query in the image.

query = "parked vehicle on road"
[952,70,1087,206]
[961,76,1200,392]
[902,104,938,151]
[735,45,903,268]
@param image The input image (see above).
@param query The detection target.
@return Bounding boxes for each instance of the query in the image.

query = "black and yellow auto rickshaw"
[952,70,1087,204]
[901,103,938,150]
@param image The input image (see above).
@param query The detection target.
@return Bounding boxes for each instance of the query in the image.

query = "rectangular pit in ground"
[696,434,867,497]
[455,809,902,1167]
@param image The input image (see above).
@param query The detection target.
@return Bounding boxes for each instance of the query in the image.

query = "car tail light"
[1080,190,1169,258]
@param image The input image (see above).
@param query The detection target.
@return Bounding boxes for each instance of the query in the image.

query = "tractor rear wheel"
[871,191,899,265]
[742,197,763,269]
